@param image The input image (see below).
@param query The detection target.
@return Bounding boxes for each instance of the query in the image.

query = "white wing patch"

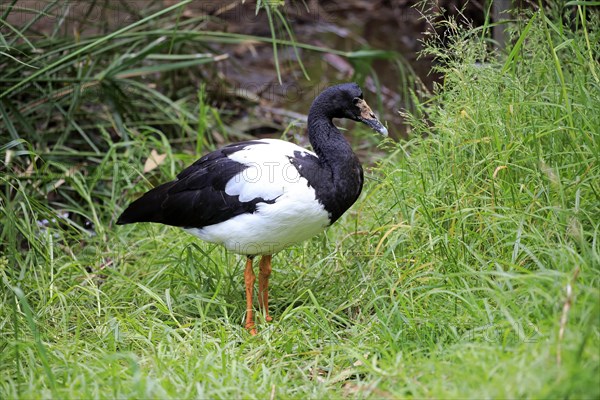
[224,139,315,202]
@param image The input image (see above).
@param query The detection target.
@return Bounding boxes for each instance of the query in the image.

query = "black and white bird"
[117,82,387,334]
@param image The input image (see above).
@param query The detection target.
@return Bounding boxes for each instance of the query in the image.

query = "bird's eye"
[353,97,361,105]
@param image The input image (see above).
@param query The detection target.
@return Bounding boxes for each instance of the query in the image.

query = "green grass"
[1,4,599,399]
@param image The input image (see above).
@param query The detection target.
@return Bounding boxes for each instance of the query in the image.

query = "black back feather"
[117,141,275,228]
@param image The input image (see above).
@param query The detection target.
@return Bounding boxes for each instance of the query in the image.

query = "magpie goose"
[117,82,388,335]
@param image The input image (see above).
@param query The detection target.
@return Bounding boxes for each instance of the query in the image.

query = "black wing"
[116,141,275,228]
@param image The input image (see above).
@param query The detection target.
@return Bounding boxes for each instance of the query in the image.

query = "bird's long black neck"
[307,106,355,168]
[305,101,363,224]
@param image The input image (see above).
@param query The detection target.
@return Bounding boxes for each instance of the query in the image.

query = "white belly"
[185,189,330,255]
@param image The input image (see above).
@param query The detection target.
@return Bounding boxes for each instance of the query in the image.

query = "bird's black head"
[311,82,388,136]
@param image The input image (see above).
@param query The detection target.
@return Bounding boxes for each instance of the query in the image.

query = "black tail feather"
[116,182,175,225]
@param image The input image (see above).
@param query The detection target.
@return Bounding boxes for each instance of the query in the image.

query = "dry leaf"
[144,149,167,173]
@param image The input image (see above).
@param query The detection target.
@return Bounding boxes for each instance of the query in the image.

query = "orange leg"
[244,257,257,335]
[258,254,273,322]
